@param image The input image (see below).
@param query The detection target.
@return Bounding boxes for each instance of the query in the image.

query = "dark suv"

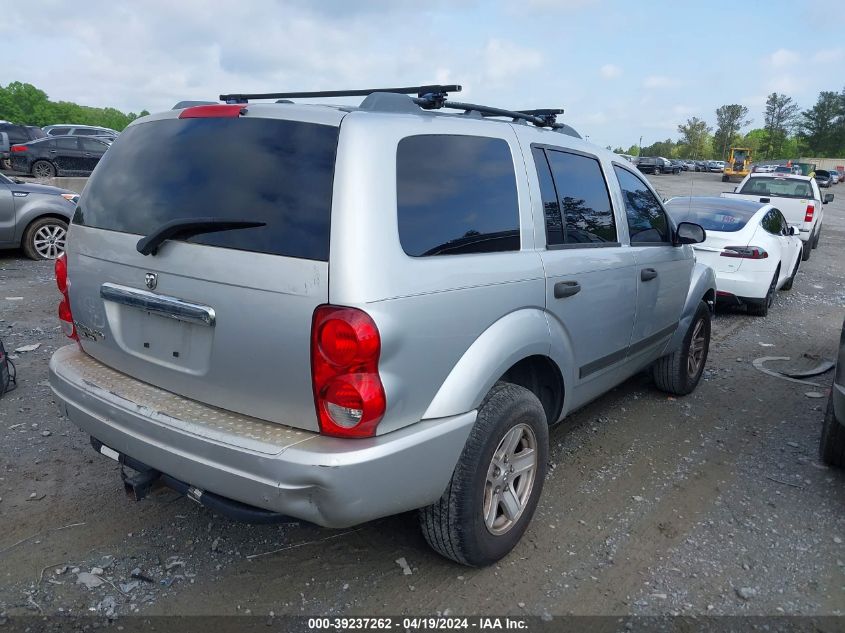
[0,122,45,169]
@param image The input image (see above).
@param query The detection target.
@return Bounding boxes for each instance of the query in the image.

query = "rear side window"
[48,127,70,136]
[55,137,78,150]
[533,146,617,245]
[614,166,671,244]
[74,128,98,136]
[80,138,107,152]
[761,210,784,235]
[75,117,338,261]
[396,135,519,257]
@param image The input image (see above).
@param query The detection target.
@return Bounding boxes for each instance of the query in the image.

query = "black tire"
[652,300,710,396]
[801,238,812,262]
[780,256,799,291]
[722,175,729,182]
[22,216,68,260]
[31,160,56,178]
[820,395,845,467]
[419,382,549,567]
[747,267,779,317]
[655,166,661,175]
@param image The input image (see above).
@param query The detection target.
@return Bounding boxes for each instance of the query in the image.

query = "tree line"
[613,87,845,161]
[0,82,148,131]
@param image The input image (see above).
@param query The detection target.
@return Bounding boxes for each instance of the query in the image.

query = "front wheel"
[22,216,68,260]
[820,396,845,467]
[652,300,711,396]
[812,227,821,249]
[419,382,549,567]
[801,238,812,262]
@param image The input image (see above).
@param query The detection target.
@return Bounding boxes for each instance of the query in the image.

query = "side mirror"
[789,226,797,236]
[823,193,834,204]
[675,222,706,245]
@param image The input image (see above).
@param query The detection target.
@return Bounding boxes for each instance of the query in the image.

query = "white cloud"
[599,64,622,79]
[767,48,800,68]
[482,39,543,83]
[643,75,678,89]
[812,48,844,63]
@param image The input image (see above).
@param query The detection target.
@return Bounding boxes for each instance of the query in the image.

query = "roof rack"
[219,85,460,105]
[217,84,577,134]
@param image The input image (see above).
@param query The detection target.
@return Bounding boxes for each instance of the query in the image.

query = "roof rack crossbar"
[219,85,461,104]
[415,100,564,128]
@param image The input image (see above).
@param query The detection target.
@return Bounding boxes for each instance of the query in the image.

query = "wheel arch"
[422,308,566,424]
[668,262,716,352]
[17,211,71,247]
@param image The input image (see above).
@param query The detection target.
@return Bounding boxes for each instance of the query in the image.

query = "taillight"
[720,246,768,259]
[11,145,27,153]
[311,305,385,438]
[55,253,78,340]
[804,204,815,223]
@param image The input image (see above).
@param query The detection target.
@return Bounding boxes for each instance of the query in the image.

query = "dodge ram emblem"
[144,272,157,290]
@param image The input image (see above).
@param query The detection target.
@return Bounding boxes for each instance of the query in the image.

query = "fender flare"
[668,262,716,351]
[422,308,560,420]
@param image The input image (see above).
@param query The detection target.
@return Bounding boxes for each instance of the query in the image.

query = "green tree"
[0,81,145,131]
[799,91,842,157]
[713,104,751,160]
[612,146,626,154]
[676,117,712,159]
[762,93,799,159]
[641,138,675,157]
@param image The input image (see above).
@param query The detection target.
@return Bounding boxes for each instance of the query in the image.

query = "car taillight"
[10,145,27,152]
[178,104,245,119]
[804,204,815,223]
[55,253,78,340]
[311,305,386,438]
[720,246,768,259]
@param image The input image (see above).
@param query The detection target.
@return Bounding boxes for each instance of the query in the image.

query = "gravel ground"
[0,171,843,619]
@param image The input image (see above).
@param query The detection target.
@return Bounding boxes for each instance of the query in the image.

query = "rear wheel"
[820,396,845,467]
[22,217,68,260]
[747,267,778,317]
[652,300,710,396]
[419,382,549,567]
[801,238,812,261]
[812,227,821,249]
[31,160,56,178]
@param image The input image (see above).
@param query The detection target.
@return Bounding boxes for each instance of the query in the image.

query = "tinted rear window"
[74,117,338,261]
[665,198,758,232]
[738,177,813,199]
[396,135,519,257]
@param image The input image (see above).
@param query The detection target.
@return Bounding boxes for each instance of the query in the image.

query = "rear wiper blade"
[136,217,266,256]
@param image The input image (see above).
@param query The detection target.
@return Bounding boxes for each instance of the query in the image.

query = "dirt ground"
[0,171,843,619]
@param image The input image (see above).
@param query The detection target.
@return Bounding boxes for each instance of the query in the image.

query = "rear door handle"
[641,268,658,281]
[554,280,581,299]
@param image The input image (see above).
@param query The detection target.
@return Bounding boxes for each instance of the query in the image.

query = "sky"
[2,0,843,149]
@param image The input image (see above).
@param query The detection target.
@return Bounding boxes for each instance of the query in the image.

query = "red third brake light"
[10,145,27,152]
[804,204,815,223]
[178,104,245,119]
[311,305,386,438]
[54,253,78,341]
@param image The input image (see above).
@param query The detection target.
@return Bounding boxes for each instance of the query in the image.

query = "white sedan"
[665,197,804,316]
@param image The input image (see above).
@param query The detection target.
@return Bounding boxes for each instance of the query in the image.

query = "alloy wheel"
[483,423,538,536]
[33,223,67,259]
[687,317,706,377]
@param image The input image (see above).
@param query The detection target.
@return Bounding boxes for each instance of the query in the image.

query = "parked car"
[707,160,725,172]
[814,169,833,188]
[47,90,715,567]
[722,173,832,262]
[694,160,708,172]
[665,197,802,316]
[670,159,686,172]
[637,156,678,174]
[820,316,845,467]
[43,124,118,138]
[773,165,801,175]
[682,160,696,171]
[0,132,9,166]
[10,136,109,178]
[827,170,839,185]
[0,171,77,259]
[0,122,46,169]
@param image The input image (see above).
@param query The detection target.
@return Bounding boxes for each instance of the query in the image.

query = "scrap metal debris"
[752,357,821,387]
[396,557,413,575]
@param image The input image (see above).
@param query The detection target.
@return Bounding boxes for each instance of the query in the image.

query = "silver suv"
[49,86,715,566]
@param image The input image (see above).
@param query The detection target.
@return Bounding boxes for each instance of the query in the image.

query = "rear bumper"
[714,268,776,301]
[49,345,476,528]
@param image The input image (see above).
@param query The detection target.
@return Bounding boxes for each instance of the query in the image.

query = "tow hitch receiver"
[89,436,298,525]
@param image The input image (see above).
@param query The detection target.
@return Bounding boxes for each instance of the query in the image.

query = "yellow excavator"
[722,147,752,182]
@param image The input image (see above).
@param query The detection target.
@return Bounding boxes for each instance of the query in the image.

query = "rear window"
[396,135,519,257]
[665,198,758,232]
[738,177,813,199]
[74,117,338,261]
[48,127,71,136]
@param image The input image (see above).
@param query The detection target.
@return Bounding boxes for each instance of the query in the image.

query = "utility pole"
[638,135,643,156]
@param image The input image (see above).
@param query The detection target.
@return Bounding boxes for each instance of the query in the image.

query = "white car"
[665,197,803,316]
